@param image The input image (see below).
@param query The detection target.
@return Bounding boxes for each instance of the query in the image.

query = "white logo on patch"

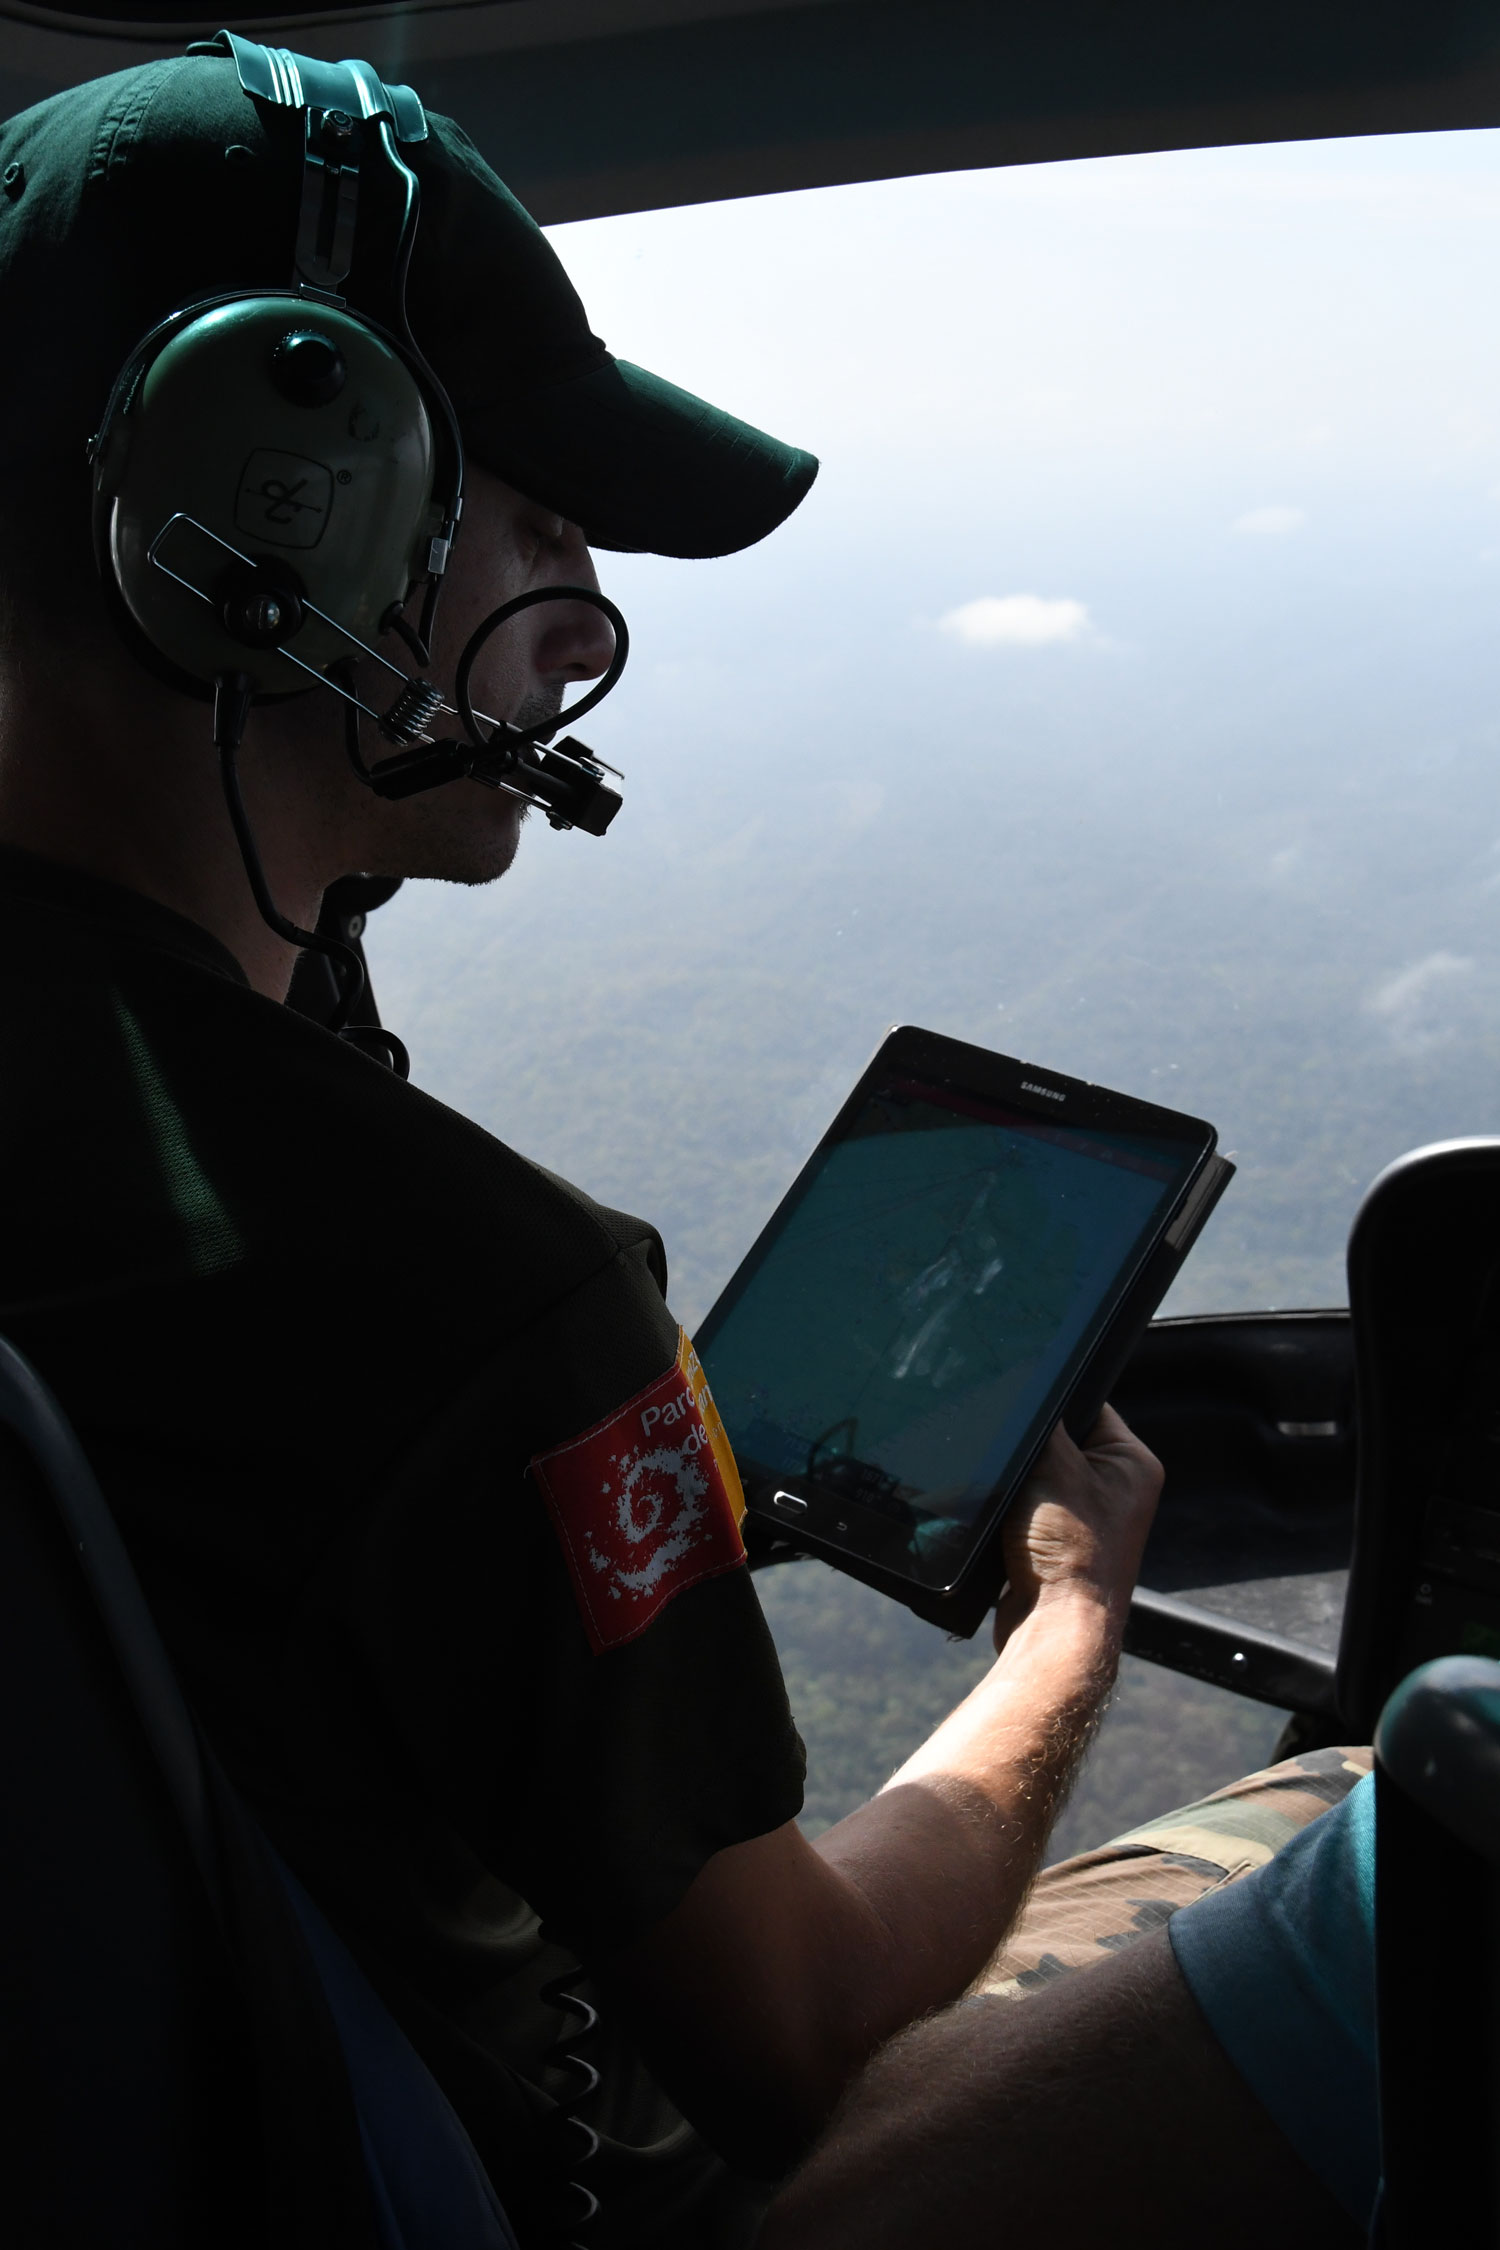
[588,1431,712,1601]
[529,1329,748,1652]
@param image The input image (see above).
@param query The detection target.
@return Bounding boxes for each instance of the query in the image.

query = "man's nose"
[534,582,618,686]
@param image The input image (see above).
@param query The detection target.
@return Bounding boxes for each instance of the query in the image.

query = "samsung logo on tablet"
[1021,1080,1066,1102]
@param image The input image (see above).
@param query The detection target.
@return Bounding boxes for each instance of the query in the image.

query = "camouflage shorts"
[979,1743,1375,2000]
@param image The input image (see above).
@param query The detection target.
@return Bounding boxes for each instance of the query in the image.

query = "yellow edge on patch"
[678,1327,746,1529]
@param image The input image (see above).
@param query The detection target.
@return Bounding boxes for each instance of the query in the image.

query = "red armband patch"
[531,1328,748,1654]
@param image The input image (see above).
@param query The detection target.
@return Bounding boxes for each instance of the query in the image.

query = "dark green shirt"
[0,845,804,2234]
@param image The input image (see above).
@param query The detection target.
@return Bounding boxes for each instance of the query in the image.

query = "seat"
[0,1365,260,2245]
[1339,1138,1500,1737]
[0,1332,516,2249]
[1372,1653,1500,2246]
[1106,1137,1500,1744]
[1112,1309,1352,1725]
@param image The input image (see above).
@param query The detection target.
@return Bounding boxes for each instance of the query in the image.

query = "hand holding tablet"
[695,1026,1232,1635]
[990,1404,1165,1650]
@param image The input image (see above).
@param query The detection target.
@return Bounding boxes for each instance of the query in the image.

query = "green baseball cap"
[0,47,817,560]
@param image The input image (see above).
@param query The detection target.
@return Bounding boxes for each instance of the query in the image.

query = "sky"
[373,128,1500,1325]
[550,129,1500,505]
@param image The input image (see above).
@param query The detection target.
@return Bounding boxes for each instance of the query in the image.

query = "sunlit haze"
[375,130,1500,1322]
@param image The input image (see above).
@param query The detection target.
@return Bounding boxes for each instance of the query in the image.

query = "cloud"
[836,779,886,830]
[1233,504,1306,536]
[938,595,1090,647]
[1366,950,1475,1050]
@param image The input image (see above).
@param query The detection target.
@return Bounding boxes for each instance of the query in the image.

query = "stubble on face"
[332,465,600,887]
[352,681,567,886]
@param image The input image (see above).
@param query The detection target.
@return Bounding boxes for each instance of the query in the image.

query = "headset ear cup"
[93,293,441,700]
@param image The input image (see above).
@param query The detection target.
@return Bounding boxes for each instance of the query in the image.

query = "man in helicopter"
[0,41,1367,2245]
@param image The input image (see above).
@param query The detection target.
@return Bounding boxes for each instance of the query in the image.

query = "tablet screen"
[698,1066,1203,1590]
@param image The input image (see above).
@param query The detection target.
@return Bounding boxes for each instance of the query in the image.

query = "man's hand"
[993,1404,1163,1649]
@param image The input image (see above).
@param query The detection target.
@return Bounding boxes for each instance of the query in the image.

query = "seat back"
[1373,1654,1500,2245]
[1339,1139,1500,1735]
[0,1380,260,2244]
[0,1334,511,2249]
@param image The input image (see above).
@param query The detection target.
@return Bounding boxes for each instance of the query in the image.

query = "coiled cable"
[377,677,445,746]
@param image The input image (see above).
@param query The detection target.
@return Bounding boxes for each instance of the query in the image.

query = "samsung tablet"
[696,1026,1232,1635]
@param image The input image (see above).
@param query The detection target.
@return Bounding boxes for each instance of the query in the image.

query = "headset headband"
[209,32,428,302]
[218,30,428,143]
[96,27,465,705]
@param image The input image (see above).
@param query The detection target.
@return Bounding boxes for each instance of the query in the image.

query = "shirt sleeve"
[1167,1771,1378,2225]
[336,1232,807,1959]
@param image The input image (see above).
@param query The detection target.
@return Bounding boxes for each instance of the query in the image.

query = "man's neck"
[0,666,324,1001]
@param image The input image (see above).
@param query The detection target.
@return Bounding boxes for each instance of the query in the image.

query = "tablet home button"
[771,1491,809,1516]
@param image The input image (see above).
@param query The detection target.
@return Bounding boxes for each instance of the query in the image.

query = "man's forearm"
[811,1586,1123,2038]
[601,1418,1156,2168]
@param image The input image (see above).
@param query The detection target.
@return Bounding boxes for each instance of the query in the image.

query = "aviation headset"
[87,31,628,1070]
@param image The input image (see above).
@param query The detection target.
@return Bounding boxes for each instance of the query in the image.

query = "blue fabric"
[1168,1771,1378,2226]
[274,1859,519,2250]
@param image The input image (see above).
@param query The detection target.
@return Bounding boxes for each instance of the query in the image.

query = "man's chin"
[366,790,527,886]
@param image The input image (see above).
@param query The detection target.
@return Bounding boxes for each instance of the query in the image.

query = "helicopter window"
[373,127,1500,1840]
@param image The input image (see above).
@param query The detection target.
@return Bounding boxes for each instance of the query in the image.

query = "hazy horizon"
[371,128,1500,1330]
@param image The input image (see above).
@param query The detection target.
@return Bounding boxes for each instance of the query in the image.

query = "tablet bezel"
[695,1024,1219,1629]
